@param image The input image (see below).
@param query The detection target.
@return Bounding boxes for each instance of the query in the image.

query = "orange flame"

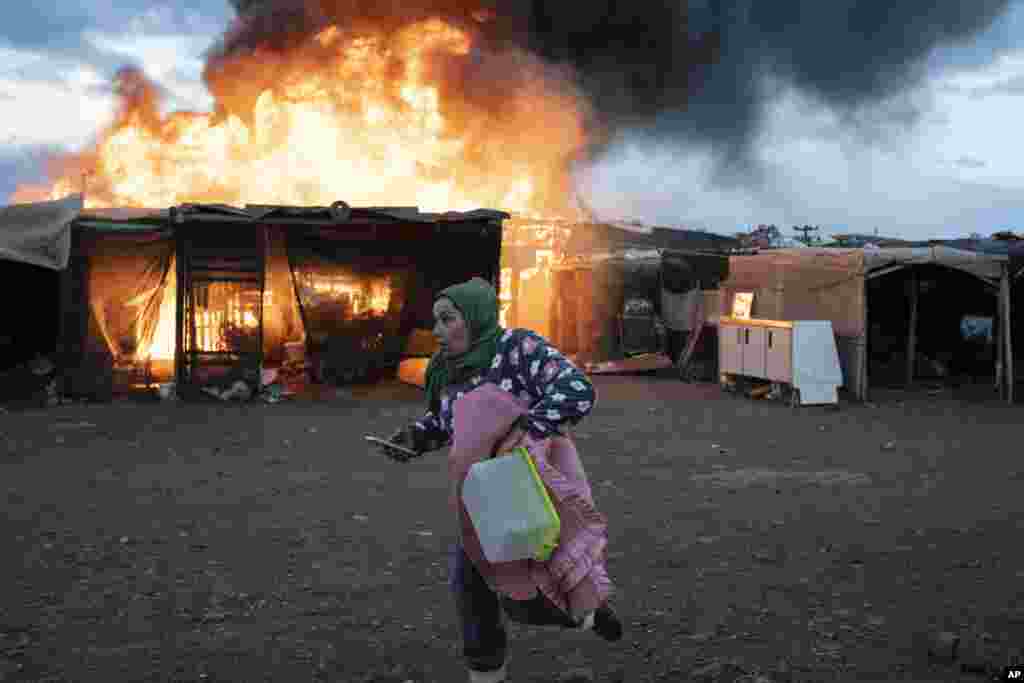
[14,19,589,217]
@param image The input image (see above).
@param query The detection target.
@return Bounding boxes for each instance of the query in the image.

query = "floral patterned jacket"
[411,328,596,451]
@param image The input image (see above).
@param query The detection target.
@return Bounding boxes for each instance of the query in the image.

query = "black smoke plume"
[211,0,1012,171]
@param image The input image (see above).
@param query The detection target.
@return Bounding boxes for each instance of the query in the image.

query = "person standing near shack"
[375,277,622,683]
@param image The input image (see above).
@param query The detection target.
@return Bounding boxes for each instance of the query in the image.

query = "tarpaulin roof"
[79,207,169,222]
[173,203,509,225]
[1010,241,1024,279]
[0,193,83,270]
[863,244,1008,283]
[562,222,738,257]
[75,203,509,230]
[720,244,1015,339]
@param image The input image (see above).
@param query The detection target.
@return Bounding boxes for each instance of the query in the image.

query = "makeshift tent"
[0,195,83,377]
[549,248,731,369]
[534,222,736,367]
[500,219,737,339]
[717,244,1017,402]
[60,203,506,398]
[59,210,175,398]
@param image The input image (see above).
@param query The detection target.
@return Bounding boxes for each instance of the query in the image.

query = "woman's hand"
[388,427,410,447]
[378,427,418,463]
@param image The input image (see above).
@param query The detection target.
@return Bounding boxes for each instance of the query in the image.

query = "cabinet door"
[719,325,743,374]
[765,328,793,382]
[741,326,767,377]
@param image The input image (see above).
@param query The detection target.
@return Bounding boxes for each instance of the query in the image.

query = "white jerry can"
[462,447,561,563]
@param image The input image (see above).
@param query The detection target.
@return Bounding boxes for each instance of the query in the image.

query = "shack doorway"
[867,264,998,389]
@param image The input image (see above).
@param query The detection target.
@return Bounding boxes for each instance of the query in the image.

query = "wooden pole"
[57,227,77,397]
[860,272,869,402]
[1002,265,1014,404]
[174,220,186,390]
[997,298,1004,397]
[905,269,918,387]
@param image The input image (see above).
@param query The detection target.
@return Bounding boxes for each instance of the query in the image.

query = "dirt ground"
[1,374,1023,682]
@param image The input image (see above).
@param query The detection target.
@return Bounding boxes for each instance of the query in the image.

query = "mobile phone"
[364,435,419,459]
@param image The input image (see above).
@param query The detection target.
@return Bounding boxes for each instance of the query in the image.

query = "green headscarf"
[424,277,504,413]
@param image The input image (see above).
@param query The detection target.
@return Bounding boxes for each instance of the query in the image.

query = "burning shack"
[536,222,736,371]
[60,202,506,400]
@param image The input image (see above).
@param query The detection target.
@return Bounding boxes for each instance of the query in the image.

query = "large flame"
[13,19,589,217]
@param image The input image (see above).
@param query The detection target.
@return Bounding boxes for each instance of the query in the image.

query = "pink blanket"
[450,383,613,618]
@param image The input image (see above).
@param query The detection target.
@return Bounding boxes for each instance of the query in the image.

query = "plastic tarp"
[79,207,169,223]
[863,245,1007,283]
[179,203,508,225]
[83,230,176,381]
[262,227,306,361]
[561,222,738,257]
[719,247,1012,341]
[1011,242,1024,279]
[0,194,83,270]
[720,249,867,338]
[549,267,621,359]
[661,250,730,293]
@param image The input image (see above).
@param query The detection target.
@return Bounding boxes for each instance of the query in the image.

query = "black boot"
[592,605,623,642]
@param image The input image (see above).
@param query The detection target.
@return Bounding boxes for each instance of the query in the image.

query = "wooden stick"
[906,270,918,387]
[1003,265,1014,404]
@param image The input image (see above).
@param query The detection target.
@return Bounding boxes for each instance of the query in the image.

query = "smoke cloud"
[212,0,1011,175]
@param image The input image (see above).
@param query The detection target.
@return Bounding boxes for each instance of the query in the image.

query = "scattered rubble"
[0,354,60,408]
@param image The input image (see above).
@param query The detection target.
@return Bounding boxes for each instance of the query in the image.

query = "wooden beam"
[860,273,869,402]
[906,270,919,387]
[57,229,77,396]
[997,300,1005,397]
[174,224,186,389]
[1002,265,1014,404]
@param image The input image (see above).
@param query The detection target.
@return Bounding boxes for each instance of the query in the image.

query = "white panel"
[797,383,838,404]
[742,326,767,377]
[765,327,792,382]
[719,324,743,374]
[792,321,843,404]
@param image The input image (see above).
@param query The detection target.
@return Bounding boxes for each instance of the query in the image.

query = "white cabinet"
[765,327,792,382]
[720,325,743,374]
[719,317,842,405]
[741,326,767,377]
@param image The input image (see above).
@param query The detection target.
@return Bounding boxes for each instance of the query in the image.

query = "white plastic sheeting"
[0,194,83,270]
